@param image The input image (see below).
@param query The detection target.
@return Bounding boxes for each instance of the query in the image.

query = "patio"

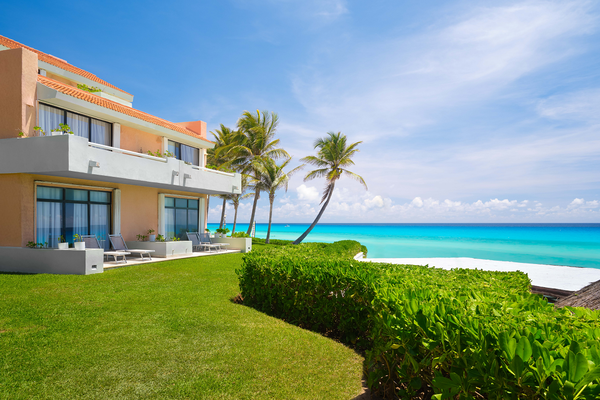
[103,248,241,269]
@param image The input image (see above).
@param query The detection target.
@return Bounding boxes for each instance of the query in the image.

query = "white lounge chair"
[109,234,154,261]
[82,234,130,264]
[199,233,229,252]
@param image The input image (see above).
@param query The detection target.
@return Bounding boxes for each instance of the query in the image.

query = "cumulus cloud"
[296,184,320,202]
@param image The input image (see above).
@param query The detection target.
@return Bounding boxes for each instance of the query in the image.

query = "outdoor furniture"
[81,234,130,264]
[199,233,230,252]
[186,232,205,252]
[108,234,155,261]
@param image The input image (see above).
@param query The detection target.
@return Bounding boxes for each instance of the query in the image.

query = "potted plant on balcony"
[51,123,73,136]
[33,126,45,136]
[216,228,230,238]
[73,234,85,250]
[58,235,68,250]
[147,229,156,242]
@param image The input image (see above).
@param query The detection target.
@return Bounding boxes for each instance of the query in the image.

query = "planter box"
[211,237,252,253]
[125,241,192,258]
[0,247,103,275]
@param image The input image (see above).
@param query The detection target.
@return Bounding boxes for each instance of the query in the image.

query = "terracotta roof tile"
[38,75,212,144]
[0,35,131,96]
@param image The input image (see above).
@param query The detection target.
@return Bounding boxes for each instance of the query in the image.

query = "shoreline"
[360,257,600,292]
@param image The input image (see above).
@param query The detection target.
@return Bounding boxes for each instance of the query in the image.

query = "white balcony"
[0,135,241,195]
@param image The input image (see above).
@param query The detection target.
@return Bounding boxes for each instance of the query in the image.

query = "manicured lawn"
[0,254,363,399]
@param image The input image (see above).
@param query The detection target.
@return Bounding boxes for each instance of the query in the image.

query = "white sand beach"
[360,257,600,292]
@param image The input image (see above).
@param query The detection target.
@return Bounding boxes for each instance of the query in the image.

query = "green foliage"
[77,83,101,93]
[136,234,148,241]
[147,149,174,158]
[216,227,231,234]
[155,234,166,242]
[251,237,292,246]
[52,123,73,134]
[231,231,251,238]
[73,234,83,242]
[26,241,47,248]
[237,242,600,399]
[33,126,45,136]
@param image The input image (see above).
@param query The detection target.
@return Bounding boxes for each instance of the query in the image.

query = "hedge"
[237,241,600,399]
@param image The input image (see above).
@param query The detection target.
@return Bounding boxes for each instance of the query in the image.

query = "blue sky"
[3,0,600,222]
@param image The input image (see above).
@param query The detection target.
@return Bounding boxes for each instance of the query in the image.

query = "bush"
[231,231,251,238]
[237,242,600,399]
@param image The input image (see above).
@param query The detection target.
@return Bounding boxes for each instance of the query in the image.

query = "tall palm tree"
[208,124,237,229]
[293,132,367,245]
[253,158,303,244]
[227,110,290,235]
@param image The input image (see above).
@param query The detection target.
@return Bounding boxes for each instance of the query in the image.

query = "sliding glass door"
[164,197,199,240]
[36,186,111,249]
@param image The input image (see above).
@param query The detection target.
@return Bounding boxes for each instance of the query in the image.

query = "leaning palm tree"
[293,132,367,245]
[253,158,303,243]
[227,110,290,235]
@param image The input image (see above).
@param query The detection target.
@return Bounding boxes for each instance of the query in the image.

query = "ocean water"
[207,223,600,269]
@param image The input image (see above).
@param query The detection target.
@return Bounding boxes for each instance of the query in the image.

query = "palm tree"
[208,124,237,229]
[253,158,303,244]
[227,110,290,235]
[293,132,367,245]
[228,174,251,235]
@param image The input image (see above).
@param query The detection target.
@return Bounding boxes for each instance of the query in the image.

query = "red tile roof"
[0,35,131,96]
[38,75,212,144]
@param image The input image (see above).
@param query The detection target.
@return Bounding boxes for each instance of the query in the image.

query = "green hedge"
[237,242,600,399]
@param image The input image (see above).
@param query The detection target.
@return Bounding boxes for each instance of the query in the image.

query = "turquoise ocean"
[207,223,600,269]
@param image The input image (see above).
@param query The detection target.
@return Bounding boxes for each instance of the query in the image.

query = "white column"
[199,149,206,167]
[199,196,206,232]
[113,123,121,148]
[158,194,166,236]
[112,189,121,234]
[163,137,169,154]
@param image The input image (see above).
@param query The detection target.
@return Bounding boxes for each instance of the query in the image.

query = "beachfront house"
[0,35,241,274]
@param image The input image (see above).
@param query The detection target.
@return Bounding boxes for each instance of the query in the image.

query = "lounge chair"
[199,233,229,252]
[108,234,154,261]
[82,234,130,264]
[186,232,205,252]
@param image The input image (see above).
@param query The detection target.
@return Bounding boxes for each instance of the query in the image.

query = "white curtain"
[91,119,111,145]
[38,104,63,135]
[66,203,88,243]
[90,204,110,250]
[67,112,89,138]
[36,202,62,247]
[181,144,199,166]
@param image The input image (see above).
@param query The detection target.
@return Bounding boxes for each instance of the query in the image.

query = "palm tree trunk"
[266,197,274,244]
[246,190,260,235]
[219,197,226,229]
[232,203,239,235]
[293,183,335,245]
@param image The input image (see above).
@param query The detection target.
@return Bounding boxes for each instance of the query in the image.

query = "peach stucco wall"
[0,174,207,246]
[175,120,207,139]
[0,47,38,139]
[120,125,164,155]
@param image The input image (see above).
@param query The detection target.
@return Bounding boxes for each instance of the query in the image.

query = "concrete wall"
[0,174,34,247]
[0,47,38,138]
[0,247,104,275]
[125,241,193,258]
[211,237,252,253]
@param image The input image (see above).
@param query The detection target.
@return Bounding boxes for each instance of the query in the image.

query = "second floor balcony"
[0,135,241,195]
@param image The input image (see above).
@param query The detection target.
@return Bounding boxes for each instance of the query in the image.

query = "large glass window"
[36,186,111,249]
[165,197,199,239]
[39,103,112,146]
[167,140,200,166]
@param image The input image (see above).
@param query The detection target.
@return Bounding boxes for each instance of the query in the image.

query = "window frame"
[167,140,200,166]
[39,103,113,146]
[36,185,112,248]
[164,196,199,239]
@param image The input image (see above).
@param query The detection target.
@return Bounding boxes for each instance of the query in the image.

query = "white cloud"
[538,88,600,122]
[296,184,320,202]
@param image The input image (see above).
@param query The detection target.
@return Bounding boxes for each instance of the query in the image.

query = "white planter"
[211,237,252,253]
[51,131,64,136]
[125,240,193,258]
[74,242,85,250]
[58,243,68,250]
[149,234,156,242]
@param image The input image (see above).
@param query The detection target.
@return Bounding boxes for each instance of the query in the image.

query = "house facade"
[0,35,241,254]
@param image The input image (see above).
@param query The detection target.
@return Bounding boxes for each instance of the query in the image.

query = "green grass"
[0,254,363,399]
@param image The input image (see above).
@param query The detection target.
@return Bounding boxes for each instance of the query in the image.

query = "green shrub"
[237,242,600,399]
[251,237,293,246]
[231,231,251,238]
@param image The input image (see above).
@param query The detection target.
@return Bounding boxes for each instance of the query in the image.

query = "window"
[168,140,200,166]
[39,104,112,146]
[164,197,199,240]
[36,186,111,249]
